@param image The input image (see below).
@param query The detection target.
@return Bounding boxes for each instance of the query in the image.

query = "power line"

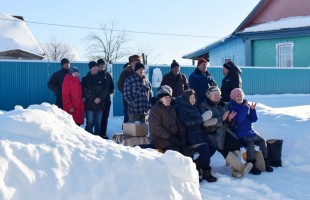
[0,17,224,39]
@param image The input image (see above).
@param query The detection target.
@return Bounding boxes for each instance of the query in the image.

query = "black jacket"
[82,72,109,111]
[47,67,69,108]
[99,70,114,101]
[221,66,242,102]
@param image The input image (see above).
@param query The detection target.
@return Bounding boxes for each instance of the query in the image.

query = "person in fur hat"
[221,61,242,102]
[229,88,273,175]
[199,86,253,178]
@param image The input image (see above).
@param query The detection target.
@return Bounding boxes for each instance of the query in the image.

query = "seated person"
[199,86,252,178]
[229,88,273,175]
[175,89,217,183]
[149,85,187,154]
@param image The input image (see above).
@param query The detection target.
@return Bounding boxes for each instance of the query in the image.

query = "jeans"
[85,110,103,136]
[101,99,111,137]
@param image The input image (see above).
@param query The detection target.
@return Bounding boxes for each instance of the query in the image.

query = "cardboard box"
[123,123,148,137]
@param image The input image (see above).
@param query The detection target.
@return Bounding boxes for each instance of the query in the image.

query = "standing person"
[175,89,217,182]
[149,85,187,154]
[221,61,242,102]
[82,61,109,136]
[199,86,252,178]
[189,58,217,106]
[117,55,142,124]
[48,58,70,109]
[62,67,84,126]
[97,58,114,139]
[229,88,273,175]
[160,60,189,97]
[124,62,152,123]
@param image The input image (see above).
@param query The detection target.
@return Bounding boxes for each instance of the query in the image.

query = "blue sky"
[1,0,260,65]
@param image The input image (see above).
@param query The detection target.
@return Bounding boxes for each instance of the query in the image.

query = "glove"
[203,118,218,126]
[168,135,183,147]
[201,110,212,121]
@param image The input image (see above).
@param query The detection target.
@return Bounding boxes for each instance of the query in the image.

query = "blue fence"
[0,60,309,116]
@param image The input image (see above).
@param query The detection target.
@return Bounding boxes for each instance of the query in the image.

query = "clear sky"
[1,0,260,65]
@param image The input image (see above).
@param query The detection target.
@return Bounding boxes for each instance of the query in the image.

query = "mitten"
[202,110,212,121]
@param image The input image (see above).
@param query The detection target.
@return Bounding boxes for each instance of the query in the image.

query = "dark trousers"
[196,144,212,170]
[56,96,63,109]
[123,99,129,125]
[101,99,111,137]
[218,133,241,158]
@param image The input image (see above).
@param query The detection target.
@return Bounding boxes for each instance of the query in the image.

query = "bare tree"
[41,35,79,61]
[85,22,129,63]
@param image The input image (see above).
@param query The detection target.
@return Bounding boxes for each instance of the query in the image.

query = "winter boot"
[248,160,261,175]
[267,139,283,167]
[202,169,217,182]
[264,158,274,172]
[254,150,266,172]
[226,151,253,178]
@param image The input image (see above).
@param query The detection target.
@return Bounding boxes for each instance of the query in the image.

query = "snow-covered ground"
[1,94,310,200]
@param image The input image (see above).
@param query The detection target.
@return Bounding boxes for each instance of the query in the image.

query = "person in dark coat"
[82,61,110,136]
[199,86,252,178]
[62,67,84,126]
[48,58,70,109]
[229,88,273,175]
[149,85,187,154]
[160,60,189,97]
[175,89,217,182]
[97,58,114,139]
[221,61,242,102]
[124,62,152,122]
[117,55,142,124]
[189,58,217,106]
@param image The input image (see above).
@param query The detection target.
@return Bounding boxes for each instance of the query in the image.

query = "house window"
[276,42,294,67]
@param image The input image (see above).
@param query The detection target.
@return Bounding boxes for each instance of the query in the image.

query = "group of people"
[48,58,114,139]
[48,56,274,183]
[146,58,273,182]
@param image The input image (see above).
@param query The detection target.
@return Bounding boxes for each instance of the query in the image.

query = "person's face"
[63,62,70,69]
[171,66,180,75]
[209,91,221,102]
[198,62,208,73]
[90,66,98,75]
[135,68,145,77]
[223,67,229,75]
[72,72,79,77]
[160,96,171,106]
[189,94,196,105]
[98,63,106,72]
[233,94,244,104]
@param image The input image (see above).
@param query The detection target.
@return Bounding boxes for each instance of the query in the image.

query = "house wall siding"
[209,38,246,66]
[253,36,310,67]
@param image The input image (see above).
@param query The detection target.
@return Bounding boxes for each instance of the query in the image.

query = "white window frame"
[276,42,294,67]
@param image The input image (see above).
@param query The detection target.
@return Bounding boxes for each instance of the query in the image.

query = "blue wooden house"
[183,0,310,67]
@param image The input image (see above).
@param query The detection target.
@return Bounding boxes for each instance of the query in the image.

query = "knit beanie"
[97,58,106,65]
[157,85,173,100]
[61,58,70,66]
[230,88,244,99]
[197,58,208,67]
[88,61,98,69]
[206,86,221,97]
[223,61,235,70]
[171,60,180,69]
[134,62,145,71]
[69,67,79,74]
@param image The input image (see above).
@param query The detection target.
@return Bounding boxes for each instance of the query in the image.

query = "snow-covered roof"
[0,12,44,55]
[242,15,310,33]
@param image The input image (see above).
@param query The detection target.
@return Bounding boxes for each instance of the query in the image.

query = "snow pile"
[0,103,201,200]
[243,16,310,33]
[0,12,43,55]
